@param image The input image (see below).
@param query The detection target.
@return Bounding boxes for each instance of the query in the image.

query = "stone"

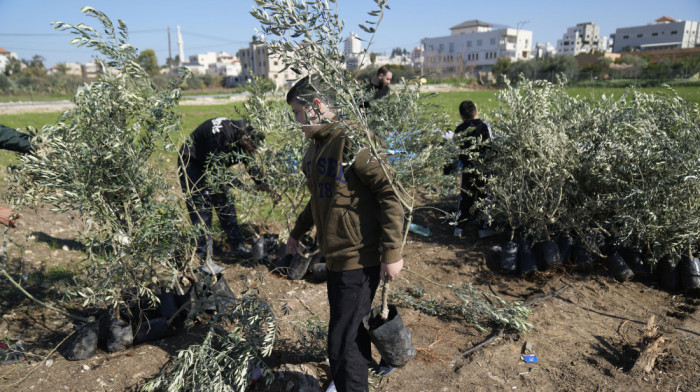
[277,363,320,392]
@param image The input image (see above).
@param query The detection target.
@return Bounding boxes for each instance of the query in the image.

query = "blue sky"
[0,0,698,67]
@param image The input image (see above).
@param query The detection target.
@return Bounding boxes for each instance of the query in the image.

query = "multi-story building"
[421,19,533,75]
[535,42,556,58]
[0,47,18,74]
[344,32,363,57]
[612,16,700,53]
[556,22,609,55]
[344,32,371,71]
[237,41,299,88]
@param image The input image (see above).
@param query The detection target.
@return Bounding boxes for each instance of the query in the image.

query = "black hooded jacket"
[454,118,492,167]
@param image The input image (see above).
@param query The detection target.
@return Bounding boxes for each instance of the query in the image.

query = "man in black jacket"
[178,118,265,260]
[453,101,492,237]
[0,124,37,227]
[365,65,392,101]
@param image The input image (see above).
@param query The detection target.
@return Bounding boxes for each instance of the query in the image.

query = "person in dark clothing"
[365,65,392,101]
[178,117,265,260]
[0,124,38,227]
[452,101,492,237]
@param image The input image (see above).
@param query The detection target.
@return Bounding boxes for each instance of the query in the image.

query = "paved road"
[0,92,254,115]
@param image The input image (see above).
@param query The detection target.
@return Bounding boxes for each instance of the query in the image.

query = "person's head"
[458,100,478,121]
[236,119,263,154]
[286,76,337,138]
[374,65,392,87]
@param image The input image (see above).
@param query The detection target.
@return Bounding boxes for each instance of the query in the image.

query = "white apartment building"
[535,42,556,58]
[0,47,18,74]
[612,16,700,53]
[181,51,242,76]
[421,20,533,75]
[237,42,299,88]
[48,62,82,76]
[344,32,371,71]
[556,22,609,55]
[344,32,363,57]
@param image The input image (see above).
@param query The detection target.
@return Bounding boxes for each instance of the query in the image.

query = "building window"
[637,33,643,38]
[439,44,443,53]
[449,42,454,53]
[490,38,496,45]
[670,30,678,35]
[652,32,658,37]
[477,39,483,46]
[467,41,472,47]
[623,35,629,39]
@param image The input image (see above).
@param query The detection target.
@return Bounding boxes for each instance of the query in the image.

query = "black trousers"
[178,160,244,257]
[327,266,381,392]
[457,170,486,229]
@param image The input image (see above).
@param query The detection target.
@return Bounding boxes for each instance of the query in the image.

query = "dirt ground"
[0,193,698,392]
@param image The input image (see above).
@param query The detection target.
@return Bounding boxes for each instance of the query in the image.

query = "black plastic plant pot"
[133,317,169,344]
[287,253,312,281]
[157,292,178,320]
[620,247,651,280]
[517,238,537,276]
[363,304,416,368]
[534,240,560,270]
[557,236,575,264]
[658,256,681,291]
[606,251,634,282]
[64,322,98,361]
[105,318,133,353]
[500,241,518,274]
[252,237,267,262]
[681,256,700,291]
[311,261,328,281]
[573,243,593,272]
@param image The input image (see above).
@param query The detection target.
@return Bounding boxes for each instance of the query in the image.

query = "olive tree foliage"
[250,0,455,227]
[477,76,700,264]
[8,7,195,310]
[143,285,277,392]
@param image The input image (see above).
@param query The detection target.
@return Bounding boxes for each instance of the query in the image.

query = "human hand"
[380,258,403,282]
[0,206,20,228]
[286,236,300,255]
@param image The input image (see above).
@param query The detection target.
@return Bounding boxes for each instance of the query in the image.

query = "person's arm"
[0,125,33,153]
[351,148,404,271]
[287,201,314,254]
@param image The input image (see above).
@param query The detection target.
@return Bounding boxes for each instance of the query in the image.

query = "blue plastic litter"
[521,354,539,363]
[408,223,432,237]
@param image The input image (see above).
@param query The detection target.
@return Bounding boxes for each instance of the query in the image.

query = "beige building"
[237,42,298,88]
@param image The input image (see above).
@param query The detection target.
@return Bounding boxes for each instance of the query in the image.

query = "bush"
[478,76,700,264]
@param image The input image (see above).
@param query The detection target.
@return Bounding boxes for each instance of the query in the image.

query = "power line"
[0,29,164,37]
[180,30,248,44]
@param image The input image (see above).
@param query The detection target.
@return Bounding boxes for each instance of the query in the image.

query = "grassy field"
[1,85,698,165]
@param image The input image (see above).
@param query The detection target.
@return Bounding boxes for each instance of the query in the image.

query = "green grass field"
[1,85,698,166]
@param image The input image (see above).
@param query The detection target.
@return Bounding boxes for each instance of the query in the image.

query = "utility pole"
[167,26,173,77]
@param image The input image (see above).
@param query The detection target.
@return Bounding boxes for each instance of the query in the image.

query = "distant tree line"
[491,53,700,85]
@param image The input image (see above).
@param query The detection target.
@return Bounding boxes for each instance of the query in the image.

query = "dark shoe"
[226,243,253,259]
[375,359,396,377]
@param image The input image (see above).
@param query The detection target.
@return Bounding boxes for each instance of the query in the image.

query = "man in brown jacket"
[285,76,404,392]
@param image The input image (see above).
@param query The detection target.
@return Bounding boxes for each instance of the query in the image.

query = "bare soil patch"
[0,198,698,392]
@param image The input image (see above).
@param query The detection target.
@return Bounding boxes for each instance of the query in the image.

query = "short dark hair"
[376,65,391,76]
[286,75,334,106]
[286,75,318,105]
[459,100,477,120]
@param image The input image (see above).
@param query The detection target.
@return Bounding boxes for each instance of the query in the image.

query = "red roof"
[655,16,676,23]
[0,47,10,54]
